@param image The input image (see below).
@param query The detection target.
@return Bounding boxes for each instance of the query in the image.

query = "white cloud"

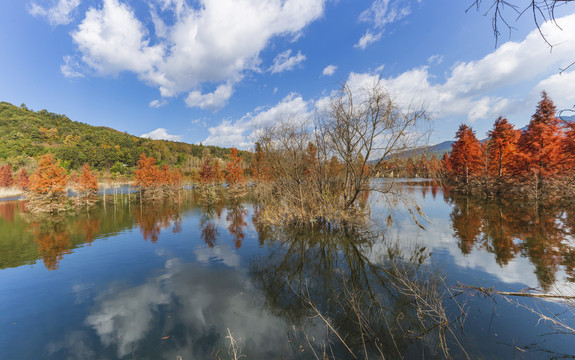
[322,64,337,76]
[269,49,306,73]
[66,0,326,109]
[60,55,84,78]
[29,0,80,26]
[185,83,234,111]
[427,54,443,65]
[533,70,575,109]
[354,31,382,50]
[355,0,413,48]
[141,128,183,141]
[347,13,575,125]
[72,0,164,77]
[203,93,313,148]
[149,99,167,108]
[359,0,411,29]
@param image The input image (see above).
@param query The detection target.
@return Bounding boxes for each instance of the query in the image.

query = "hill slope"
[0,102,241,172]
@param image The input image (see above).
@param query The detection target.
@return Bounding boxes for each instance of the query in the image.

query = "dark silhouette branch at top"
[467,0,574,72]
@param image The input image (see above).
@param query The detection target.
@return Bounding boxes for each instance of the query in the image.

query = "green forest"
[0,102,248,174]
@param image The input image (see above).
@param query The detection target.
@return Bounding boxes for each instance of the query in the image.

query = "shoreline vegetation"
[440,91,575,202]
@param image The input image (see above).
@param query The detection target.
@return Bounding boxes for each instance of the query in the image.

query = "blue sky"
[1,0,574,149]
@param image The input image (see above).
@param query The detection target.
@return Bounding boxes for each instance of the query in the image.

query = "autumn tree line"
[442,91,575,201]
[0,144,248,213]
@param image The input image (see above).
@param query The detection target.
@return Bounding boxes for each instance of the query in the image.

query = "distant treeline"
[0,102,251,174]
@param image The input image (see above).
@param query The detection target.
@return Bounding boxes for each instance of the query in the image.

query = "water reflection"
[0,197,188,270]
[200,206,220,248]
[31,220,71,271]
[133,201,182,243]
[445,191,575,291]
[226,204,247,249]
[52,260,308,359]
[250,224,461,358]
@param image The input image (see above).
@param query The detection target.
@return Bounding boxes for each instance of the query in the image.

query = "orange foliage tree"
[445,124,484,189]
[134,153,162,189]
[75,163,99,206]
[0,164,14,188]
[487,116,520,179]
[516,91,565,198]
[225,147,244,186]
[134,153,183,200]
[29,154,69,213]
[214,159,224,184]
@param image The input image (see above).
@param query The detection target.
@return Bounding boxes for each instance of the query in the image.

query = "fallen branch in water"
[451,284,575,299]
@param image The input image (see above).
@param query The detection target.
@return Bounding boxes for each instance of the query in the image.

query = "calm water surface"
[0,183,574,359]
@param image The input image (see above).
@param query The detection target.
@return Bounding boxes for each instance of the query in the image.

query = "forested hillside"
[0,102,245,173]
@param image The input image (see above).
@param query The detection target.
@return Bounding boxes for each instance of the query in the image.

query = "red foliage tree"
[487,116,520,178]
[445,124,484,187]
[516,91,565,197]
[17,168,30,190]
[0,164,14,188]
[225,148,244,186]
[199,157,216,185]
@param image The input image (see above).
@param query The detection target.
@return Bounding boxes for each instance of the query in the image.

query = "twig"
[452,284,575,299]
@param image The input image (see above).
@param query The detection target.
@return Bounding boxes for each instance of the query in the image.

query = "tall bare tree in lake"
[256,81,429,226]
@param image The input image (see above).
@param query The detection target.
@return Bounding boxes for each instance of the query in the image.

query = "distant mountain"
[0,102,244,172]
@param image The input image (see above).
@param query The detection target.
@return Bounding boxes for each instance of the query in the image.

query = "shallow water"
[0,184,574,359]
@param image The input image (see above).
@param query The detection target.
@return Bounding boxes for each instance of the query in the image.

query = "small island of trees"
[442,91,575,201]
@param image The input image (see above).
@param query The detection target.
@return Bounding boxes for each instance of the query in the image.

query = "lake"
[0,181,574,359]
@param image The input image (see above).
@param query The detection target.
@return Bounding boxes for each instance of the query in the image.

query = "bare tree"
[255,82,429,226]
[315,81,429,210]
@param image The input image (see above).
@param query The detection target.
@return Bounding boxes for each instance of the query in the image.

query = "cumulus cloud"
[64,0,326,110]
[269,49,306,73]
[203,93,313,148]
[71,0,164,77]
[349,13,575,124]
[185,83,234,111]
[322,64,337,76]
[28,0,80,26]
[141,128,183,141]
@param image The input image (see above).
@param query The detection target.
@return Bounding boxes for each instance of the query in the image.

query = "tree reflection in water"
[226,204,248,249]
[199,201,224,248]
[446,191,575,291]
[133,200,182,243]
[31,220,71,271]
[250,223,465,359]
